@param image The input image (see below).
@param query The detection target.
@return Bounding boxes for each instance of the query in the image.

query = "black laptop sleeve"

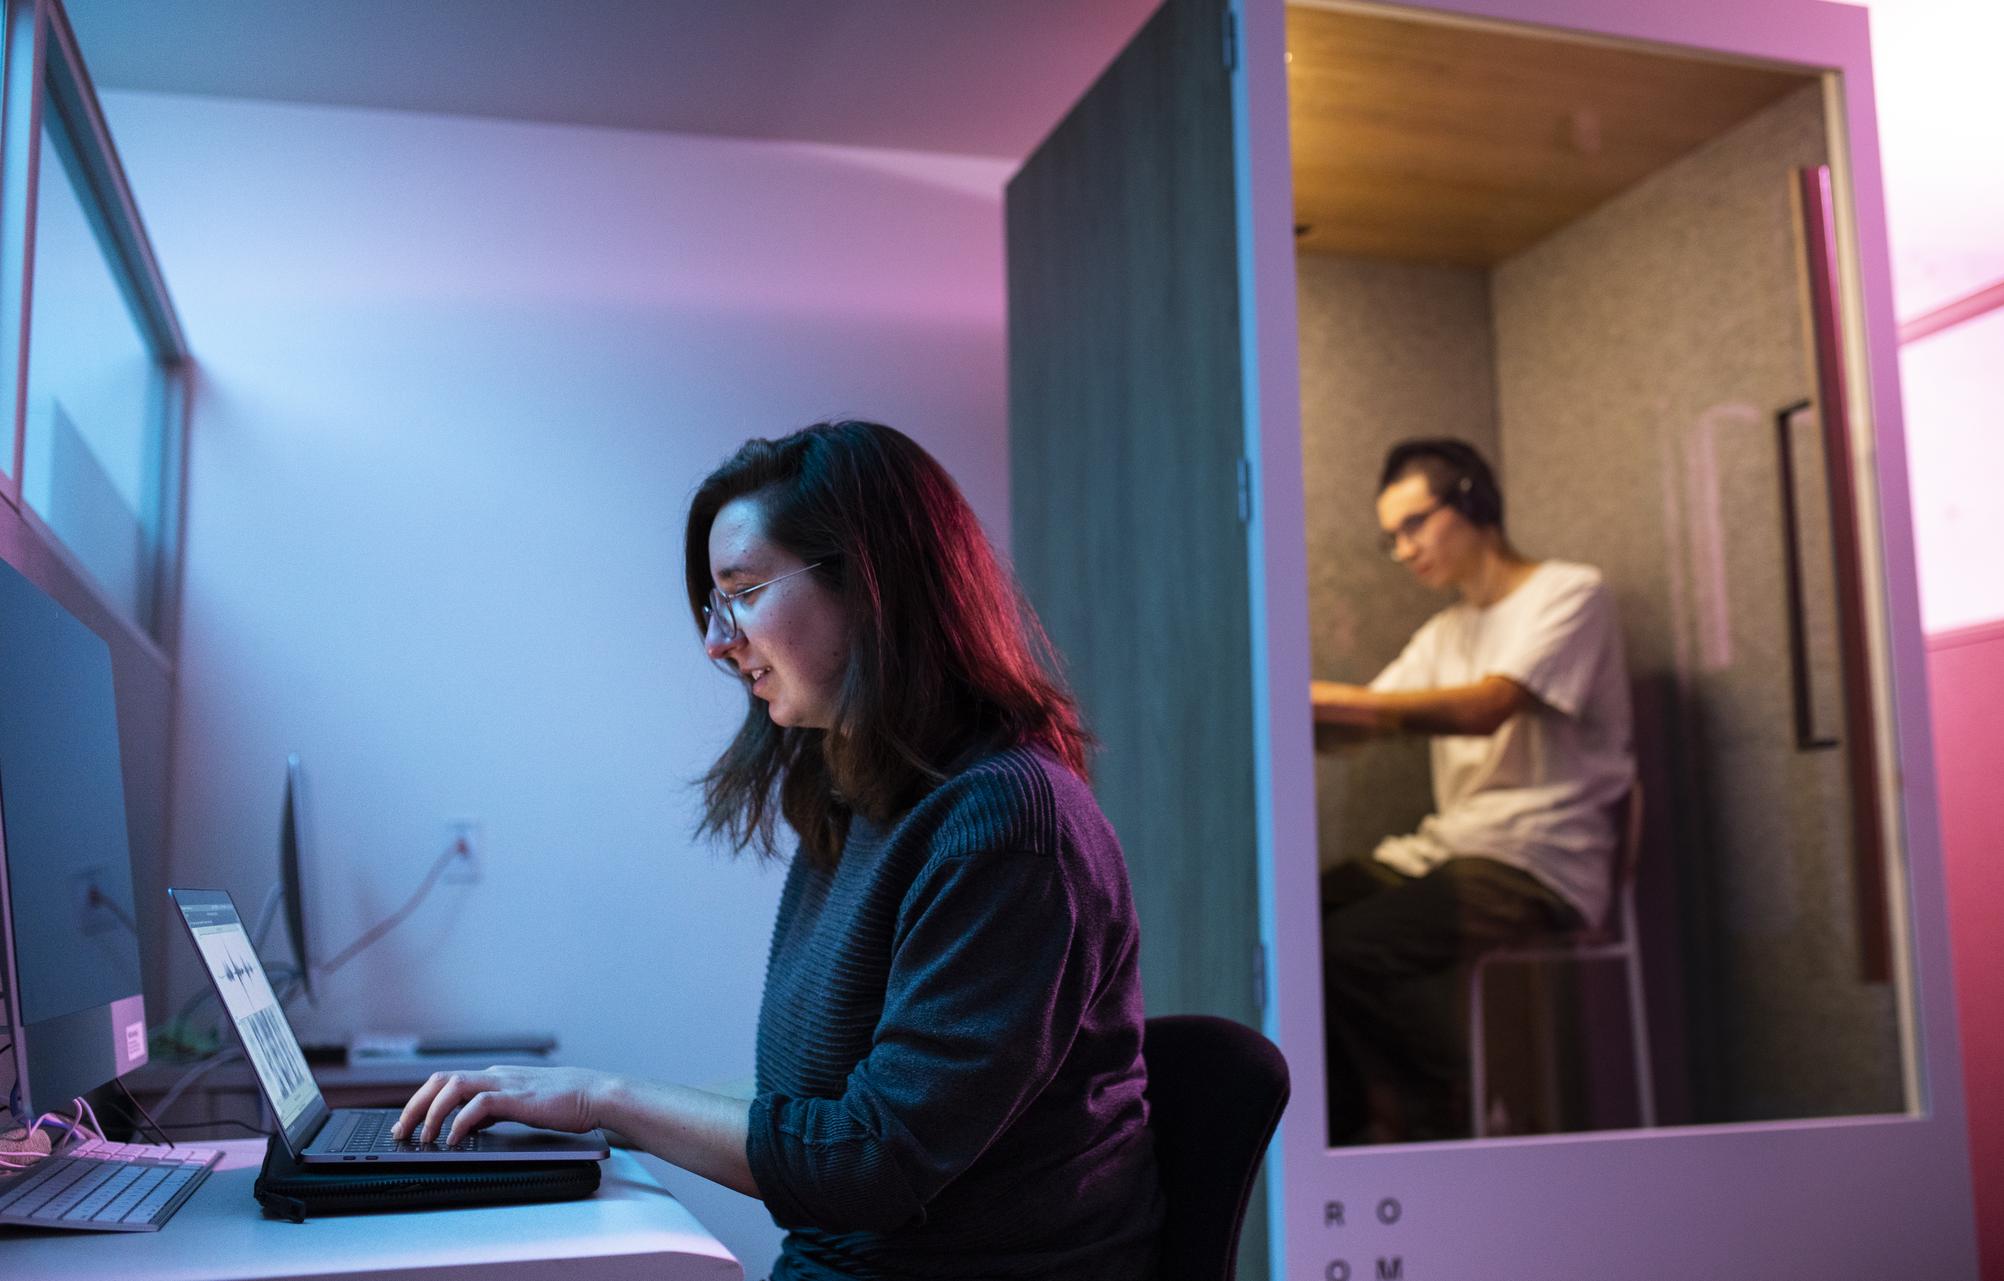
[252,1136,602,1222]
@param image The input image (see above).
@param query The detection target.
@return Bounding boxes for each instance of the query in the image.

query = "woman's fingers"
[418,1072,489,1143]
[392,1065,599,1144]
[391,1071,452,1141]
[445,1090,501,1146]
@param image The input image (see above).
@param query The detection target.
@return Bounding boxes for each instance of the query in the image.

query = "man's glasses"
[703,561,825,650]
[1380,499,1448,559]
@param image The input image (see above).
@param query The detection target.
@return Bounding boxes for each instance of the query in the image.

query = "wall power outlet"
[444,820,482,885]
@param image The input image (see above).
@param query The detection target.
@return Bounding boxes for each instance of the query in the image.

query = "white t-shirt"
[1368,560,1634,926]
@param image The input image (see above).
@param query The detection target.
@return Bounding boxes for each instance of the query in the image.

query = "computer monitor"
[0,558,148,1122]
[279,753,315,1004]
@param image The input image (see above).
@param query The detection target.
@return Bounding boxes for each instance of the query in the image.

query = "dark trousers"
[1320,855,1579,1143]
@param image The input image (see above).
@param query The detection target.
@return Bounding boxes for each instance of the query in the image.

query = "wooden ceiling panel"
[1288,5,1815,265]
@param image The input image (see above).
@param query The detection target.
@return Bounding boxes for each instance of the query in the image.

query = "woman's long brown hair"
[684,421,1089,867]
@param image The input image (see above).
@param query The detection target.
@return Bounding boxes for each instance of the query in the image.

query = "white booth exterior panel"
[1238,0,1975,1276]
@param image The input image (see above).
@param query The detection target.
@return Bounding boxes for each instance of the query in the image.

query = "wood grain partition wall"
[1008,0,1255,1028]
[1006,0,1267,1273]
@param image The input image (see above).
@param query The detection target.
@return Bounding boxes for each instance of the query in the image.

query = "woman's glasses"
[702,561,825,649]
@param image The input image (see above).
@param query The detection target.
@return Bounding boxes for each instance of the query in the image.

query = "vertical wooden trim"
[1773,399,1840,752]
[1816,30,1934,1130]
[1797,164,1890,984]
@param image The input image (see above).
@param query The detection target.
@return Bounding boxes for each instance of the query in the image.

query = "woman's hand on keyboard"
[391,1065,606,1146]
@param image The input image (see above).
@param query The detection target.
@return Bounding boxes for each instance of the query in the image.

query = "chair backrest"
[1144,1014,1290,1281]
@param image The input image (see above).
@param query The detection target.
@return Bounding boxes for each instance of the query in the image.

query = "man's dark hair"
[1378,437,1505,530]
[684,420,1089,867]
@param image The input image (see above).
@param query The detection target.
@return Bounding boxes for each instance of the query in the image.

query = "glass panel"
[1292,4,1910,1147]
[21,112,165,633]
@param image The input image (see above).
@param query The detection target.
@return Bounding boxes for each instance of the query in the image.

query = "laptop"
[168,887,609,1166]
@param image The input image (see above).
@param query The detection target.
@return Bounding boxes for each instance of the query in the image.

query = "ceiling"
[1287,5,1815,265]
[65,0,1162,160]
[67,1,1838,269]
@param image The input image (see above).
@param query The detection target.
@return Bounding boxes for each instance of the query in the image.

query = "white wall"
[103,88,1013,1275]
[1900,310,2004,632]
[1840,0,2004,321]
[1832,0,2004,631]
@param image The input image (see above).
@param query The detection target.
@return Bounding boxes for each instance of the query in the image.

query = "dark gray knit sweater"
[746,746,1162,1281]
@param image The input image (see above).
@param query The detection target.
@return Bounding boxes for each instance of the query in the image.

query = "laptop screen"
[170,889,323,1139]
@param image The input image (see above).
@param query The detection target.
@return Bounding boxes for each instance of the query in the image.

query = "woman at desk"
[395,421,1162,1280]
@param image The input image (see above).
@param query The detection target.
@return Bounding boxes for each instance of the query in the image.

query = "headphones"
[1379,438,1504,530]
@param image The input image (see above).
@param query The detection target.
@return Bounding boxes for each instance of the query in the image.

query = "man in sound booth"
[1311,437,1635,1142]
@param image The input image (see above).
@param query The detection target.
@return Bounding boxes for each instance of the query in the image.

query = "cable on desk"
[83,1078,276,1144]
[109,1077,174,1147]
[153,1047,245,1125]
[153,1117,272,1138]
[0,1099,102,1173]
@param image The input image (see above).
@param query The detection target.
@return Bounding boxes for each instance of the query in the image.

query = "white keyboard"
[0,1137,221,1232]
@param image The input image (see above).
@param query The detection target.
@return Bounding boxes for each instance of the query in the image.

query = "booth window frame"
[0,0,189,657]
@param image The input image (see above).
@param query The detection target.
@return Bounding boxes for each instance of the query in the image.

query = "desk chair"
[1467,782,1656,1137]
[1144,1015,1290,1281]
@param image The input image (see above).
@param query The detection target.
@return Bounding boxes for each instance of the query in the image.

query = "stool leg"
[1469,961,1489,1138]
[1624,945,1656,1128]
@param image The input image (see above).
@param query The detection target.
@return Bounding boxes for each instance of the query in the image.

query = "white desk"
[0,1140,743,1281]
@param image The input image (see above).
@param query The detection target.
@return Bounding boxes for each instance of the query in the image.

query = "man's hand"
[1312,675,1533,740]
[1311,680,1386,728]
[1312,681,1398,749]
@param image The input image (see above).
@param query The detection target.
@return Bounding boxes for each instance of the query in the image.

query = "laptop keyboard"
[0,1138,221,1231]
[334,1111,483,1153]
